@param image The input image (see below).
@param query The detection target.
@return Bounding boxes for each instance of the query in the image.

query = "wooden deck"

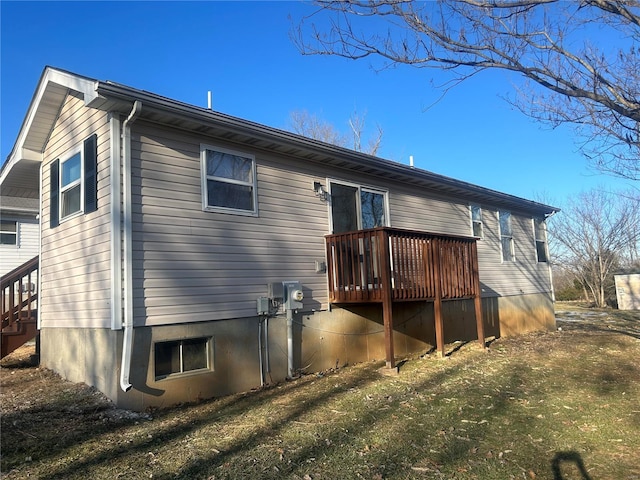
[325,227,485,366]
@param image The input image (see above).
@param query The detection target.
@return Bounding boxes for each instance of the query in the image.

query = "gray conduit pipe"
[265,315,270,375]
[287,308,294,378]
[258,317,264,386]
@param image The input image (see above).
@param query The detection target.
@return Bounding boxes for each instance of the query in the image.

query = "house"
[1,179,39,276]
[1,127,40,358]
[1,67,559,410]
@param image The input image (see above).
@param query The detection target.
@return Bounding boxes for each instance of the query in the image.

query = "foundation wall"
[40,292,555,411]
[40,328,121,402]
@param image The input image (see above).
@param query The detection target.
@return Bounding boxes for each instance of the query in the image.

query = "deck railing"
[325,227,480,304]
[1,256,39,330]
[326,227,485,364]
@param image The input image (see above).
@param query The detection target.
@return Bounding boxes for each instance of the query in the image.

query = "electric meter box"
[282,281,304,310]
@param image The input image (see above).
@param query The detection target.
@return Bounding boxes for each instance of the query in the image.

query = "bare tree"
[348,110,383,155]
[288,109,383,155]
[548,188,640,307]
[293,1,640,180]
[288,110,347,146]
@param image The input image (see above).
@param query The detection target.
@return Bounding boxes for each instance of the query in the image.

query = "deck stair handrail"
[1,255,39,331]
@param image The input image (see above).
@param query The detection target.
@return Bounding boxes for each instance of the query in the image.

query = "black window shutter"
[84,134,98,213]
[50,159,60,228]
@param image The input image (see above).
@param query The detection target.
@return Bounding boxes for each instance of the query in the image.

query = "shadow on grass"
[7,350,602,479]
[0,356,38,370]
[5,326,638,479]
[556,307,640,340]
[37,365,387,479]
[552,451,592,480]
[445,340,471,357]
[168,358,511,480]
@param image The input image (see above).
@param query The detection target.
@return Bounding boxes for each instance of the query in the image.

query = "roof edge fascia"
[0,67,99,186]
[97,81,560,216]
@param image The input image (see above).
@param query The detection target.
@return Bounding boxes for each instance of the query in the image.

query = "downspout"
[110,114,122,331]
[545,210,558,304]
[36,162,43,330]
[120,100,142,392]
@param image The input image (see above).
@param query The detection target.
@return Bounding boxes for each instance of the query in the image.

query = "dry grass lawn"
[1,302,639,479]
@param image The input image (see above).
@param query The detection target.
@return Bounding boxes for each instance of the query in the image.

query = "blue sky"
[1,1,633,208]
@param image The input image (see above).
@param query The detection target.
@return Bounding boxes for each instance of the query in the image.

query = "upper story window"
[534,218,548,263]
[499,211,515,262]
[201,145,257,215]
[61,150,82,218]
[50,134,98,228]
[470,205,483,238]
[0,220,17,245]
[329,180,388,233]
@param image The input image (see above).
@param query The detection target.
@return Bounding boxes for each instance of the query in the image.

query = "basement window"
[154,337,212,380]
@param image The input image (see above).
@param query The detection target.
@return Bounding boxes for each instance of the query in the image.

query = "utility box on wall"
[268,282,284,301]
[282,281,304,310]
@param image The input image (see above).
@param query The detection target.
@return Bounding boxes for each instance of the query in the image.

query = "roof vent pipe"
[409,155,414,168]
[207,91,212,110]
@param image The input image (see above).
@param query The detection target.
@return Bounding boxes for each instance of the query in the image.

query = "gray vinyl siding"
[40,93,111,329]
[389,189,471,235]
[130,122,551,327]
[131,123,331,327]
[476,207,551,297]
[0,217,39,275]
[390,191,550,298]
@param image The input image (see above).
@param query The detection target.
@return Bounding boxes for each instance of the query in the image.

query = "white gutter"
[119,101,142,392]
[110,114,122,331]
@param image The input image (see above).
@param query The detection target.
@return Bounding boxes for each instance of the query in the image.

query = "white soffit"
[0,68,99,187]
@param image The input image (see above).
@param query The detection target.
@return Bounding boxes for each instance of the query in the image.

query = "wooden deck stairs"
[1,256,39,359]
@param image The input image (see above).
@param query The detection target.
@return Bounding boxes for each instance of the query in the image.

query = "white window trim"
[498,210,515,263]
[327,178,390,233]
[470,204,484,239]
[0,219,18,247]
[200,144,258,217]
[533,218,549,263]
[59,143,84,223]
[154,336,214,381]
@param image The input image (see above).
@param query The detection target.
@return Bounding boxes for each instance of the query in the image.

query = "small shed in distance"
[615,274,640,310]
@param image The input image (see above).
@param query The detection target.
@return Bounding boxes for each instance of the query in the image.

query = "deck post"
[431,239,445,357]
[471,242,486,350]
[378,229,395,369]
